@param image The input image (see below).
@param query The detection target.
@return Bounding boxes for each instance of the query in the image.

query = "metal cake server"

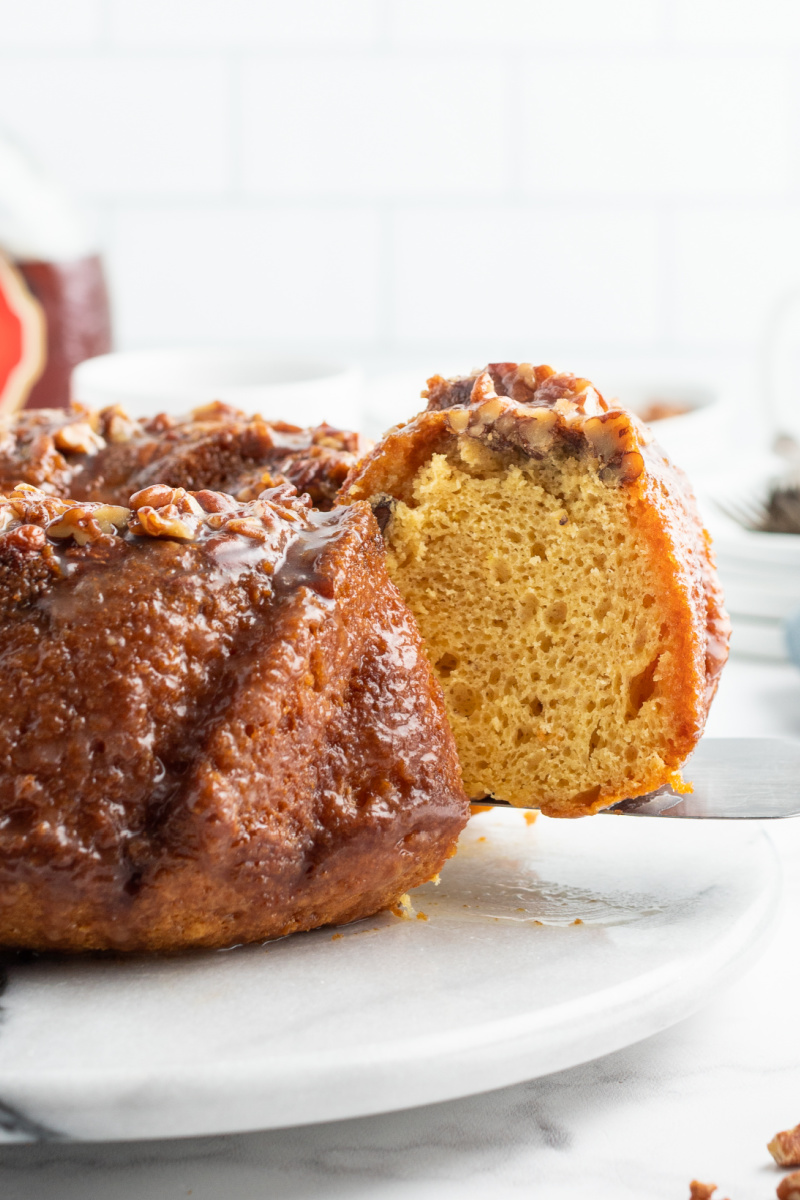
[475,738,800,819]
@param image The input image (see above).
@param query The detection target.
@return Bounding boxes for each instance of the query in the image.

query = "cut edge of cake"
[339,363,730,818]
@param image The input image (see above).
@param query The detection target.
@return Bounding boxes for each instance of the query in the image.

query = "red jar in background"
[0,139,113,416]
[14,256,112,410]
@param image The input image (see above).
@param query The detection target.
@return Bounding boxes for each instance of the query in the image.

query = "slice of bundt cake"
[340,362,730,818]
[0,482,468,951]
[0,400,367,511]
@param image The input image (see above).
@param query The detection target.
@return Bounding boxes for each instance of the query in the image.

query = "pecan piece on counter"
[689,1182,729,1200]
[778,1171,800,1200]
[770,1125,800,1168]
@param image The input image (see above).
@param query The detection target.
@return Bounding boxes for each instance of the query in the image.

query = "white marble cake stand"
[0,810,779,1143]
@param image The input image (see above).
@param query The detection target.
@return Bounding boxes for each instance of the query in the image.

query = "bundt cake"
[340,362,730,818]
[0,400,366,511]
[0,481,469,952]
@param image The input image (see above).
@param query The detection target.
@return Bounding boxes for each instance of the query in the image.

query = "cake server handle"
[473,738,800,819]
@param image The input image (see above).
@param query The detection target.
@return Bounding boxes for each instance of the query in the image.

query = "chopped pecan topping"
[240,418,276,458]
[510,361,539,393]
[190,401,245,423]
[315,434,348,450]
[583,412,633,460]
[224,517,268,541]
[309,423,366,455]
[598,449,646,485]
[130,507,201,540]
[97,405,139,445]
[424,362,607,415]
[3,399,365,516]
[1,476,318,556]
[770,1125,800,1168]
[129,488,205,541]
[53,421,106,456]
[192,489,238,514]
[142,412,176,435]
[470,371,501,412]
[0,485,132,551]
[0,484,72,528]
[235,471,277,503]
[125,483,308,543]
[2,524,47,552]
[475,396,504,424]
[427,364,647,486]
[516,408,559,455]
[48,503,130,546]
[129,485,187,511]
[447,408,470,434]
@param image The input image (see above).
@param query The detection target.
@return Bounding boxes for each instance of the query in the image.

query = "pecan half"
[770,1125,800,1168]
[53,421,107,457]
[48,504,130,545]
[778,1172,800,1200]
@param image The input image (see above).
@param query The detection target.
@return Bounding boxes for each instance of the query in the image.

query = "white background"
[2,0,800,409]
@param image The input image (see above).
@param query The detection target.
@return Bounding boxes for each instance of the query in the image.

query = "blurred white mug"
[72,348,363,430]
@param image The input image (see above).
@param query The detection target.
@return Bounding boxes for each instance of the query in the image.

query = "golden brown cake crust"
[0,401,368,512]
[340,363,730,816]
[0,482,469,952]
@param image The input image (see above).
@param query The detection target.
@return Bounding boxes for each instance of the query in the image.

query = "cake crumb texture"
[341,362,729,818]
[383,438,703,813]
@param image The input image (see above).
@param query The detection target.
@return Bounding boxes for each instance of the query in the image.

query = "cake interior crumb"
[382,437,690,812]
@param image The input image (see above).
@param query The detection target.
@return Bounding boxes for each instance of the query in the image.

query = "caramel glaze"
[0,401,368,512]
[340,362,731,790]
[0,484,469,952]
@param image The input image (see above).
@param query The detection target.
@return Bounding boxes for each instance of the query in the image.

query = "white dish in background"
[587,378,719,471]
[705,471,800,569]
[727,616,789,662]
[0,809,777,1144]
[716,569,800,622]
[699,469,800,660]
[72,349,362,430]
[604,379,716,422]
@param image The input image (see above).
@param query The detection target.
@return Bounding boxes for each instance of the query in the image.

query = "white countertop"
[1,657,798,1200]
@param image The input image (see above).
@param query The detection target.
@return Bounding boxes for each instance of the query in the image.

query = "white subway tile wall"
[241,57,509,197]
[0,0,102,48]
[111,206,382,342]
[0,57,232,196]
[673,0,800,46]
[388,0,664,46]
[672,209,800,345]
[521,57,794,199]
[392,207,660,345]
[109,1,379,48]
[0,0,799,379]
